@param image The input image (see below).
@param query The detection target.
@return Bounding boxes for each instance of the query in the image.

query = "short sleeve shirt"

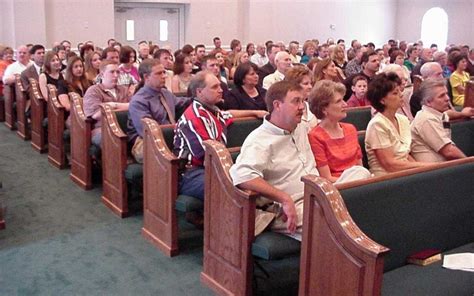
[308,123,362,177]
[410,106,452,162]
[365,113,412,176]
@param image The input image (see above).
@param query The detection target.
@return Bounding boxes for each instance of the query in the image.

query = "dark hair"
[135,59,162,93]
[119,45,136,64]
[389,50,404,64]
[351,75,368,86]
[367,72,402,112]
[201,54,217,69]
[265,81,302,113]
[266,44,279,55]
[153,48,171,60]
[182,44,194,55]
[42,51,59,74]
[337,39,345,44]
[213,37,220,43]
[233,62,259,88]
[29,44,45,55]
[360,50,377,64]
[101,47,119,60]
[452,53,468,68]
[80,44,95,60]
[173,54,190,75]
[230,39,241,51]
[53,45,66,53]
[195,44,205,51]
[65,56,91,91]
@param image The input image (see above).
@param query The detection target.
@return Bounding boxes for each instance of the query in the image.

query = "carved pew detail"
[47,85,67,169]
[29,78,47,152]
[69,92,93,190]
[14,74,30,140]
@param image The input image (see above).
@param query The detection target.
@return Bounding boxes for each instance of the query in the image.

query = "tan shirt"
[365,113,412,176]
[410,106,452,162]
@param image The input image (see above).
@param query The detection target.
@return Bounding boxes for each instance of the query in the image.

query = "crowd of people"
[1,36,473,239]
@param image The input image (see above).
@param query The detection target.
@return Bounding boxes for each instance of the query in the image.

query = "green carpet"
[0,124,211,295]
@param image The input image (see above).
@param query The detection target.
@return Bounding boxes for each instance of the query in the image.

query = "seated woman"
[229,51,250,80]
[308,80,370,184]
[284,65,318,129]
[57,56,92,112]
[84,51,101,82]
[119,45,139,82]
[365,73,430,176]
[449,54,470,106]
[331,44,347,74]
[171,54,193,94]
[224,62,266,110]
[313,57,343,83]
[39,51,65,101]
[215,52,229,82]
[380,64,413,121]
[301,40,317,65]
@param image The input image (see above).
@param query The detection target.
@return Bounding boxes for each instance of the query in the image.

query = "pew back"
[341,106,372,131]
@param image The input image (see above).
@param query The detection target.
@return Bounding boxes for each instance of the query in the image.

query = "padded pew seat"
[383,243,474,296]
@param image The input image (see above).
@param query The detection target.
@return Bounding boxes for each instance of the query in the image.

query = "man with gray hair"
[250,44,268,68]
[262,51,292,90]
[410,78,466,162]
[410,62,474,118]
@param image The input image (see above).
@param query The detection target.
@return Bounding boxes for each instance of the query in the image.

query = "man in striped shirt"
[173,71,266,201]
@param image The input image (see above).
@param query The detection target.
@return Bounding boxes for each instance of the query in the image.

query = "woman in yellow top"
[449,54,470,106]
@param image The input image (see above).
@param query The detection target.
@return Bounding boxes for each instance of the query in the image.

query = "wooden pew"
[141,117,263,257]
[14,74,30,140]
[100,104,130,217]
[200,140,301,296]
[463,80,474,108]
[3,82,16,130]
[29,78,48,153]
[47,85,68,169]
[0,90,5,122]
[69,92,94,190]
[299,157,474,296]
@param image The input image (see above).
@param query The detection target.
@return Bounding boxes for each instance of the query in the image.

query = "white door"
[114,2,184,52]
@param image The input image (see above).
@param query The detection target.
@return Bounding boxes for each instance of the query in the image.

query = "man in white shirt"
[288,41,301,64]
[230,81,318,240]
[2,45,31,85]
[250,44,268,68]
[262,51,292,90]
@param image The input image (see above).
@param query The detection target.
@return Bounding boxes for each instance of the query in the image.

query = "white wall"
[396,0,474,47]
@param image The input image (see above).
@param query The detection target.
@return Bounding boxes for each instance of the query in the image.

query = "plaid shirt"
[173,99,232,167]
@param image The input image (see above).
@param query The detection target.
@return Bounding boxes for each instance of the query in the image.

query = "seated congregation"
[1,36,473,295]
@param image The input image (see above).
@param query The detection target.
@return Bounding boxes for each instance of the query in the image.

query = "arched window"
[421,7,448,49]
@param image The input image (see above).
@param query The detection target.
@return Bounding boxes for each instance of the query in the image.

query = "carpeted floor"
[0,124,211,295]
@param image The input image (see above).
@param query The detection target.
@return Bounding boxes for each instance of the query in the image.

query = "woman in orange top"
[308,80,371,183]
[0,46,14,95]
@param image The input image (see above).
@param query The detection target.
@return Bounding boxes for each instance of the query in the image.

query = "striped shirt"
[173,99,232,167]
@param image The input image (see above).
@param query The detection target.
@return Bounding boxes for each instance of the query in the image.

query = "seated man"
[411,78,466,162]
[230,81,319,240]
[83,60,131,146]
[262,51,292,90]
[127,59,191,162]
[153,49,174,90]
[173,71,266,201]
[97,47,137,95]
[20,44,45,92]
[2,45,30,85]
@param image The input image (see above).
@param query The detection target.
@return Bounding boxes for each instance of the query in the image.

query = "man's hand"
[461,107,474,117]
[280,196,297,234]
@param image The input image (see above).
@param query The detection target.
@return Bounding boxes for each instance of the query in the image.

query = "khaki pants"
[131,137,144,163]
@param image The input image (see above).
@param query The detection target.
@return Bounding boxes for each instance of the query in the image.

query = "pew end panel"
[463,80,474,108]
[47,85,67,169]
[299,175,389,296]
[69,92,93,190]
[29,78,47,153]
[14,75,30,140]
[141,119,180,257]
[201,140,258,296]
[0,91,5,122]
[100,105,129,218]
[3,82,16,130]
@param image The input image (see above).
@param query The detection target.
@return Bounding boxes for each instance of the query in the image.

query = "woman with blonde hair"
[39,51,64,100]
[84,51,101,82]
[230,51,250,80]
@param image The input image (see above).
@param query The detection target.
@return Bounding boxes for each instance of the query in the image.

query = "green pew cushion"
[175,195,203,212]
[162,126,175,150]
[63,129,70,141]
[341,107,372,131]
[124,163,143,184]
[226,118,263,148]
[253,255,300,296]
[42,117,48,128]
[358,132,369,168]
[115,111,128,132]
[451,119,474,157]
[251,231,301,260]
[382,243,474,296]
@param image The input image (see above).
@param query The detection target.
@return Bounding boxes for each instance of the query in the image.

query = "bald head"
[420,62,443,79]
[16,45,29,64]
